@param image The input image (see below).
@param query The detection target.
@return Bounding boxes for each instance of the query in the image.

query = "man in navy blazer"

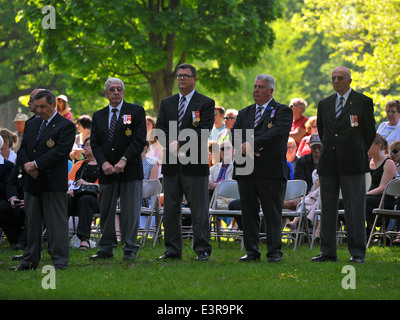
[312,66,376,263]
[232,74,292,263]
[90,78,146,261]
[156,63,214,261]
[14,89,75,270]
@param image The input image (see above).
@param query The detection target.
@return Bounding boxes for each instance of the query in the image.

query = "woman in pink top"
[57,94,74,122]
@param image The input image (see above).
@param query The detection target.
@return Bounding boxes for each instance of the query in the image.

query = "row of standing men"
[11,63,375,270]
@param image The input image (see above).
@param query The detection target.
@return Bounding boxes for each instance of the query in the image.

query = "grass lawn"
[1,237,399,302]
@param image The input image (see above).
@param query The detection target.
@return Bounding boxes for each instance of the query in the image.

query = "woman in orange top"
[67,137,99,249]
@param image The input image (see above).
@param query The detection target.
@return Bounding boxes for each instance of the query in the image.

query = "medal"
[46,138,55,148]
[268,123,273,128]
[125,128,132,136]
[192,110,200,127]
[123,114,132,124]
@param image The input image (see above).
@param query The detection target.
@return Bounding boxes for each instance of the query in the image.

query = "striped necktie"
[109,108,118,143]
[254,106,263,127]
[37,120,48,140]
[178,96,186,131]
[335,96,344,118]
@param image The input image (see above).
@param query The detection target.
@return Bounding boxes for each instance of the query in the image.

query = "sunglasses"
[224,116,236,120]
[108,87,123,92]
[391,149,399,155]
[220,146,232,151]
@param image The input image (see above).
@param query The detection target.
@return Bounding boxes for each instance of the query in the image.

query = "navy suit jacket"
[91,101,146,184]
[317,89,376,176]
[232,99,292,180]
[156,91,215,176]
[18,112,75,194]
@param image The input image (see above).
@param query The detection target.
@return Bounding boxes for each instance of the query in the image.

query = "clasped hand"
[102,160,126,175]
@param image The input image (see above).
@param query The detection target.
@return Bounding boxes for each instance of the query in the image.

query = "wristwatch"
[121,156,128,162]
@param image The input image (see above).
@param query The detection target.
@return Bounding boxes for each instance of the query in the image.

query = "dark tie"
[254,106,263,127]
[178,96,186,131]
[336,96,344,118]
[109,108,118,143]
[37,120,48,140]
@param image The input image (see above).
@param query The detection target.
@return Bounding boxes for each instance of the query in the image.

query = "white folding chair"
[208,179,242,247]
[280,180,309,250]
[139,179,162,246]
[367,178,400,248]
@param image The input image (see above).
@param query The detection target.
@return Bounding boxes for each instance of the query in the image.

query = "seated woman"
[67,137,99,250]
[365,134,397,237]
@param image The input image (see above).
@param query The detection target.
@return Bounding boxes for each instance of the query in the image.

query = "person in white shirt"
[377,100,400,147]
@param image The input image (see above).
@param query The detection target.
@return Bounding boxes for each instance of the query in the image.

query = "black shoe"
[196,251,209,261]
[267,254,282,263]
[123,253,137,261]
[12,254,24,261]
[239,254,260,262]
[157,252,181,261]
[89,251,114,260]
[10,263,36,271]
[311,254,338,262]
[54,264,67,270]
[349,256,364,263]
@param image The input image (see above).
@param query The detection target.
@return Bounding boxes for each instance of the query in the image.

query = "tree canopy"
[24,0,282,116]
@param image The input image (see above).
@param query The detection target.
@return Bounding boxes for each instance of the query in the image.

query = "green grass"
[1,238,400,300]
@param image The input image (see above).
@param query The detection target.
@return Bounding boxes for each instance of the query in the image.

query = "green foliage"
[24,0,282,114]
[296,0,400,124]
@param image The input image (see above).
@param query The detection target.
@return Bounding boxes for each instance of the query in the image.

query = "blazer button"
[111,148,115,151]
[33,149,37,153]
[335,134,338,137]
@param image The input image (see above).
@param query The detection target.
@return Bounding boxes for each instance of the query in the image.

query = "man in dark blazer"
[90,78,146,261]
[232,74,292,263]
[155,63,215,261]
[312,66,376,263]
[13,89,75,270]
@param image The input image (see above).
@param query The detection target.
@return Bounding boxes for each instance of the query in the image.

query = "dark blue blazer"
[231,99,292,180]
[317,90,376,176]
[156,91,215,176]
[91,101,146,184]
[18,112,75,194]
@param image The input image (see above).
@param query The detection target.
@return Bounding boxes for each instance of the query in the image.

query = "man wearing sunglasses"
[90,77,146,261]
[312,66,376,264]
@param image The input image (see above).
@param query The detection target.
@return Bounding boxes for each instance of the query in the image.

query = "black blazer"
[232,99,293,179]
[317,89,376,176]
[156,91,215,176]
[0,159,14,201]
[91,101,146,184]
[18,112,76,194]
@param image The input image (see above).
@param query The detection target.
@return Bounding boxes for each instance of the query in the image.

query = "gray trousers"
[98,179,142,255]
[163,167,212,257]
[319,173,366,258]
[23,191,69,268]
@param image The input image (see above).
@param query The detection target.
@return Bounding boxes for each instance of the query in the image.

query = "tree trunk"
[149,69,175,117]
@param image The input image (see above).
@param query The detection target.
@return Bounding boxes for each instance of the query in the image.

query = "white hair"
[104,77,125,91]
[256,74,275,90]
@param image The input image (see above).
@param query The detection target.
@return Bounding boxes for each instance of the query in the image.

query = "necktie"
[336,96,344,118]
[109,108,118,143]
[37,120,48,140]
[178,96,186,131]
[254,106,263,127]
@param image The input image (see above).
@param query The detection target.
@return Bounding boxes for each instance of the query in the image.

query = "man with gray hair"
[231,74,292,262]
[90,77,146,261]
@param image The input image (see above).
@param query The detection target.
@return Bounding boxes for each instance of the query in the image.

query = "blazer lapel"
[35,114,60,146]
[182,91,198,128]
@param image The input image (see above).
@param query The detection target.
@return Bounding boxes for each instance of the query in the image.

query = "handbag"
[73,162,99,198]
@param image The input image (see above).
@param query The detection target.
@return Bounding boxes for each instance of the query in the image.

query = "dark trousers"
[0,200,24,244]
[23,191,69,268]
[237,176,286,258]
[319,173,366,258]
[68,194,99,240]
[163,166,212,257]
